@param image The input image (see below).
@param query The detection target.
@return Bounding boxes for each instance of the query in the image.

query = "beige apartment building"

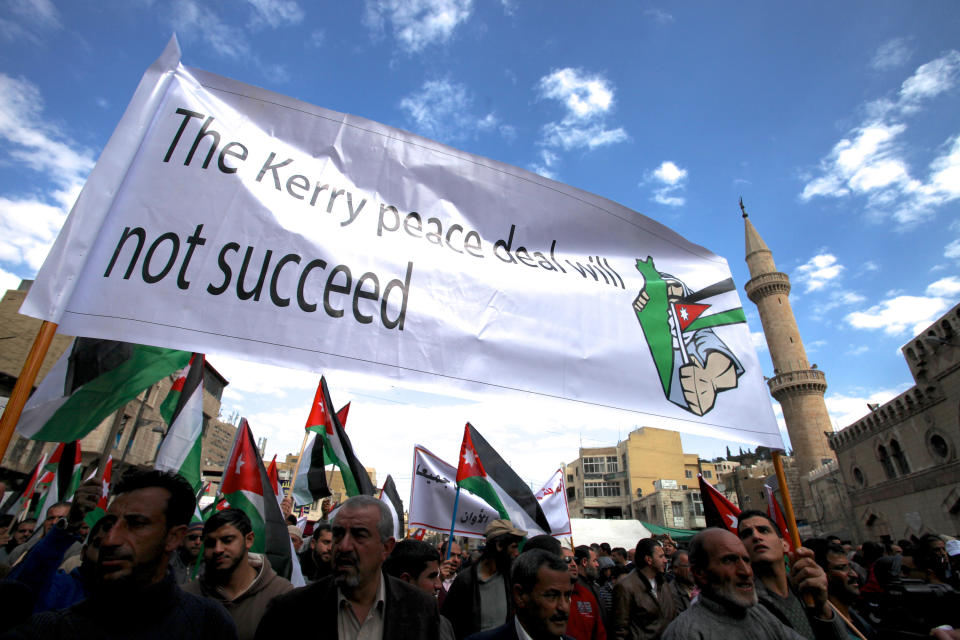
[276,452,377,520]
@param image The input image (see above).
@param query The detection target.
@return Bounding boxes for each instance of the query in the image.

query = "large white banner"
[408,445,499,539]
[534,469,572,537]
[23,38,781,448]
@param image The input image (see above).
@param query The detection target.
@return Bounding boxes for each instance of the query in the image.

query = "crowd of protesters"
[0,471,959,639]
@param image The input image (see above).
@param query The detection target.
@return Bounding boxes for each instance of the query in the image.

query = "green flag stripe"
[684,308,747,332]
[225,490,267,554]
[178,436,204,493]
[459,475,509,520]
[33,346,191,442]
[320,434,361,496]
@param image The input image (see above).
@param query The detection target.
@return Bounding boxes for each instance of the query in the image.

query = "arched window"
[878,445,896,479]
[890,440,910,475]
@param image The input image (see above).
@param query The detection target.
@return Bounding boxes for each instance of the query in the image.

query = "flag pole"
[0,321,58,460]
[772,450,814,607]
[446,486,461,561]
[291,430,310,499]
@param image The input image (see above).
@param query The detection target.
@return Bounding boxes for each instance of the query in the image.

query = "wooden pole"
[0,321,58,461]
[772,449,814,608]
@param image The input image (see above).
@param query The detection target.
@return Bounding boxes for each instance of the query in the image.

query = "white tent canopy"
[566,518,651,549]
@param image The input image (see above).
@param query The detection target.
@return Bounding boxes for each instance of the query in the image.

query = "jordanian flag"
[291,432,331,506]
[456,423,550,536]
[16,338,191,442]
[699,473,741,536]
[221,418,292,579]
[379,475,404,539]
[6,453,47,516]
[84,455,113,529]
[34,441,83,523]
[155,354,204,491]
[306,378,373,497]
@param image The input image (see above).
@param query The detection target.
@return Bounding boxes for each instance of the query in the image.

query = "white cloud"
[750,331,768,352]
[643,7,673,24]
[646,161,688,207]
[945,238,960,260]
[0,0,60,43]
[364,0,473,53]
[800,51,960,224]
[529,149,559,180]
[536,68,628,160]
[845,279,957,335]
[826,387,907,430]
[0,266,22,293]
[794,253,844,292]
[399,79,506,144]
[871,37,912,71]
[243,0,304,28]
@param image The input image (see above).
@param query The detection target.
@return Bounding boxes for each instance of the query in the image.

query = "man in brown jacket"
[611,538,677,639]
[183,508,293,640]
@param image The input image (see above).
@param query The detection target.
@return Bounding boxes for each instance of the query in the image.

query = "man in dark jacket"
[611,538,677,639]
[442,519,526,639]
[3,469,237,640]
[255,495,441,640]
[183,509,292,640]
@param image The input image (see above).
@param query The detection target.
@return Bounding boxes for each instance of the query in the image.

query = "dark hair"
[635,538,662,565]
[611,546,627,558]
[484,533,521,559]
[861,541,883,565]
[114,469,196,528]
[915,533,946,571]
[737,510,781,538]
[600,542,611,553]
[204,508,253,537]
[0,514,13,529]
[87,515,111,541]
[311,522,332,540]
[439,539,460,557]
[511,549,568,593]
[15,518,37,528]
[805,538,845,571]
[285,514,298,526]
[610,565,628,579]
[383,539,440,579]
[524,534,562,556]
[574,544,592,564]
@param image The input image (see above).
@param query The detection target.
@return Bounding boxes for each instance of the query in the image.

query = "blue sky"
[1,1,959,498]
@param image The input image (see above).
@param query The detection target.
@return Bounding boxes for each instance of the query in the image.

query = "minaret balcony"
[745,271,791,303]
[767,368,827,400]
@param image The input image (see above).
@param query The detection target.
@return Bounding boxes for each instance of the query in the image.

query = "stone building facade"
[826,302,960,541]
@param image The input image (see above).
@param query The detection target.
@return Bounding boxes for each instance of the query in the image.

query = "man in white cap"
[442,519,527,639]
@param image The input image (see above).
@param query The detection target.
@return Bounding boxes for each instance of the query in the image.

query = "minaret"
[741,200,836,486]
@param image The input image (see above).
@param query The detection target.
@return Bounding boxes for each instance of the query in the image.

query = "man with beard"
[809,540,876,639]
[561,546,606,640]
[443,519,526,639]
[467,549,574,640]
[170,521,204,584]
[611,538,676,639]
[299,523,333,583]
[667,550,695,613]
[384,538,456,640]
[663,529,845,640]
[737,511,844,640]
[255,495,440,640]
[4,469,236,639]
[183,509,292,640]
[575,545,608,626]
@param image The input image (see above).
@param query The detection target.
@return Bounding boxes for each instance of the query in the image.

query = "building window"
[606,456,619,472]
[685,469,693,478]
[584,481,621,497]
[703,470,712,479]
[651,504,657,519]
[878,445,896,479]
[690,491,704,516]
[930,434,949,459]
[583,457,605,474]
[567,487,576,501]
[671,502,684,517]
[567,474,574,483]
[852,467,866,487]
[890,440,910,475]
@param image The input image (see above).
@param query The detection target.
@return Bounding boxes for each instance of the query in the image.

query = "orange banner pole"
[772,449,814,607]
[0,321,58,460]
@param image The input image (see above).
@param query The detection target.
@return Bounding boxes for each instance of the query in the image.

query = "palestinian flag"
[221,418,292,579]
[456,423,550,536]
[699,473,741,535]
[155,354,204,491]
[306,377,373,497]
[16,338,191,442]
[291,432,330,506]
[764,485,792,552]
[84,455,113,528]
[5,453,47,517]
[34,441,83,523]
[379,475,404,539]
[266,454,287,510]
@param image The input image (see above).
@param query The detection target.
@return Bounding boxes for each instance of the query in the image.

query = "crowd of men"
[1,469,959,639]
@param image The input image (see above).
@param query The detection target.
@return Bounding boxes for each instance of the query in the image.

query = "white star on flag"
[462,447,476,469]
[726,513,738,528]
[236,454,245,473]
[679,306,689,321]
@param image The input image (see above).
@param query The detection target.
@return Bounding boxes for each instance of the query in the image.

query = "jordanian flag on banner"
[84,455,113,529]
[379,475,404,539]
[306,377,373,497]
[221,418,292,579]
[35,441,83,523]
[16,338,191,442]
[456,423,550,536]
[699,473,741,535]
[291,432,331,507]
[155,354,204,491]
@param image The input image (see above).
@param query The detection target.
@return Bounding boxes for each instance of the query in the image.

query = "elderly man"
[184,508,292,640]
[736,510,844,640]
[611,538,676,639]
[668,550,694,613]
[442,519,526,639]
[467,549,574,640]
[6,469,237,639]
[663,528,845,640]
[255,495,441,640]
